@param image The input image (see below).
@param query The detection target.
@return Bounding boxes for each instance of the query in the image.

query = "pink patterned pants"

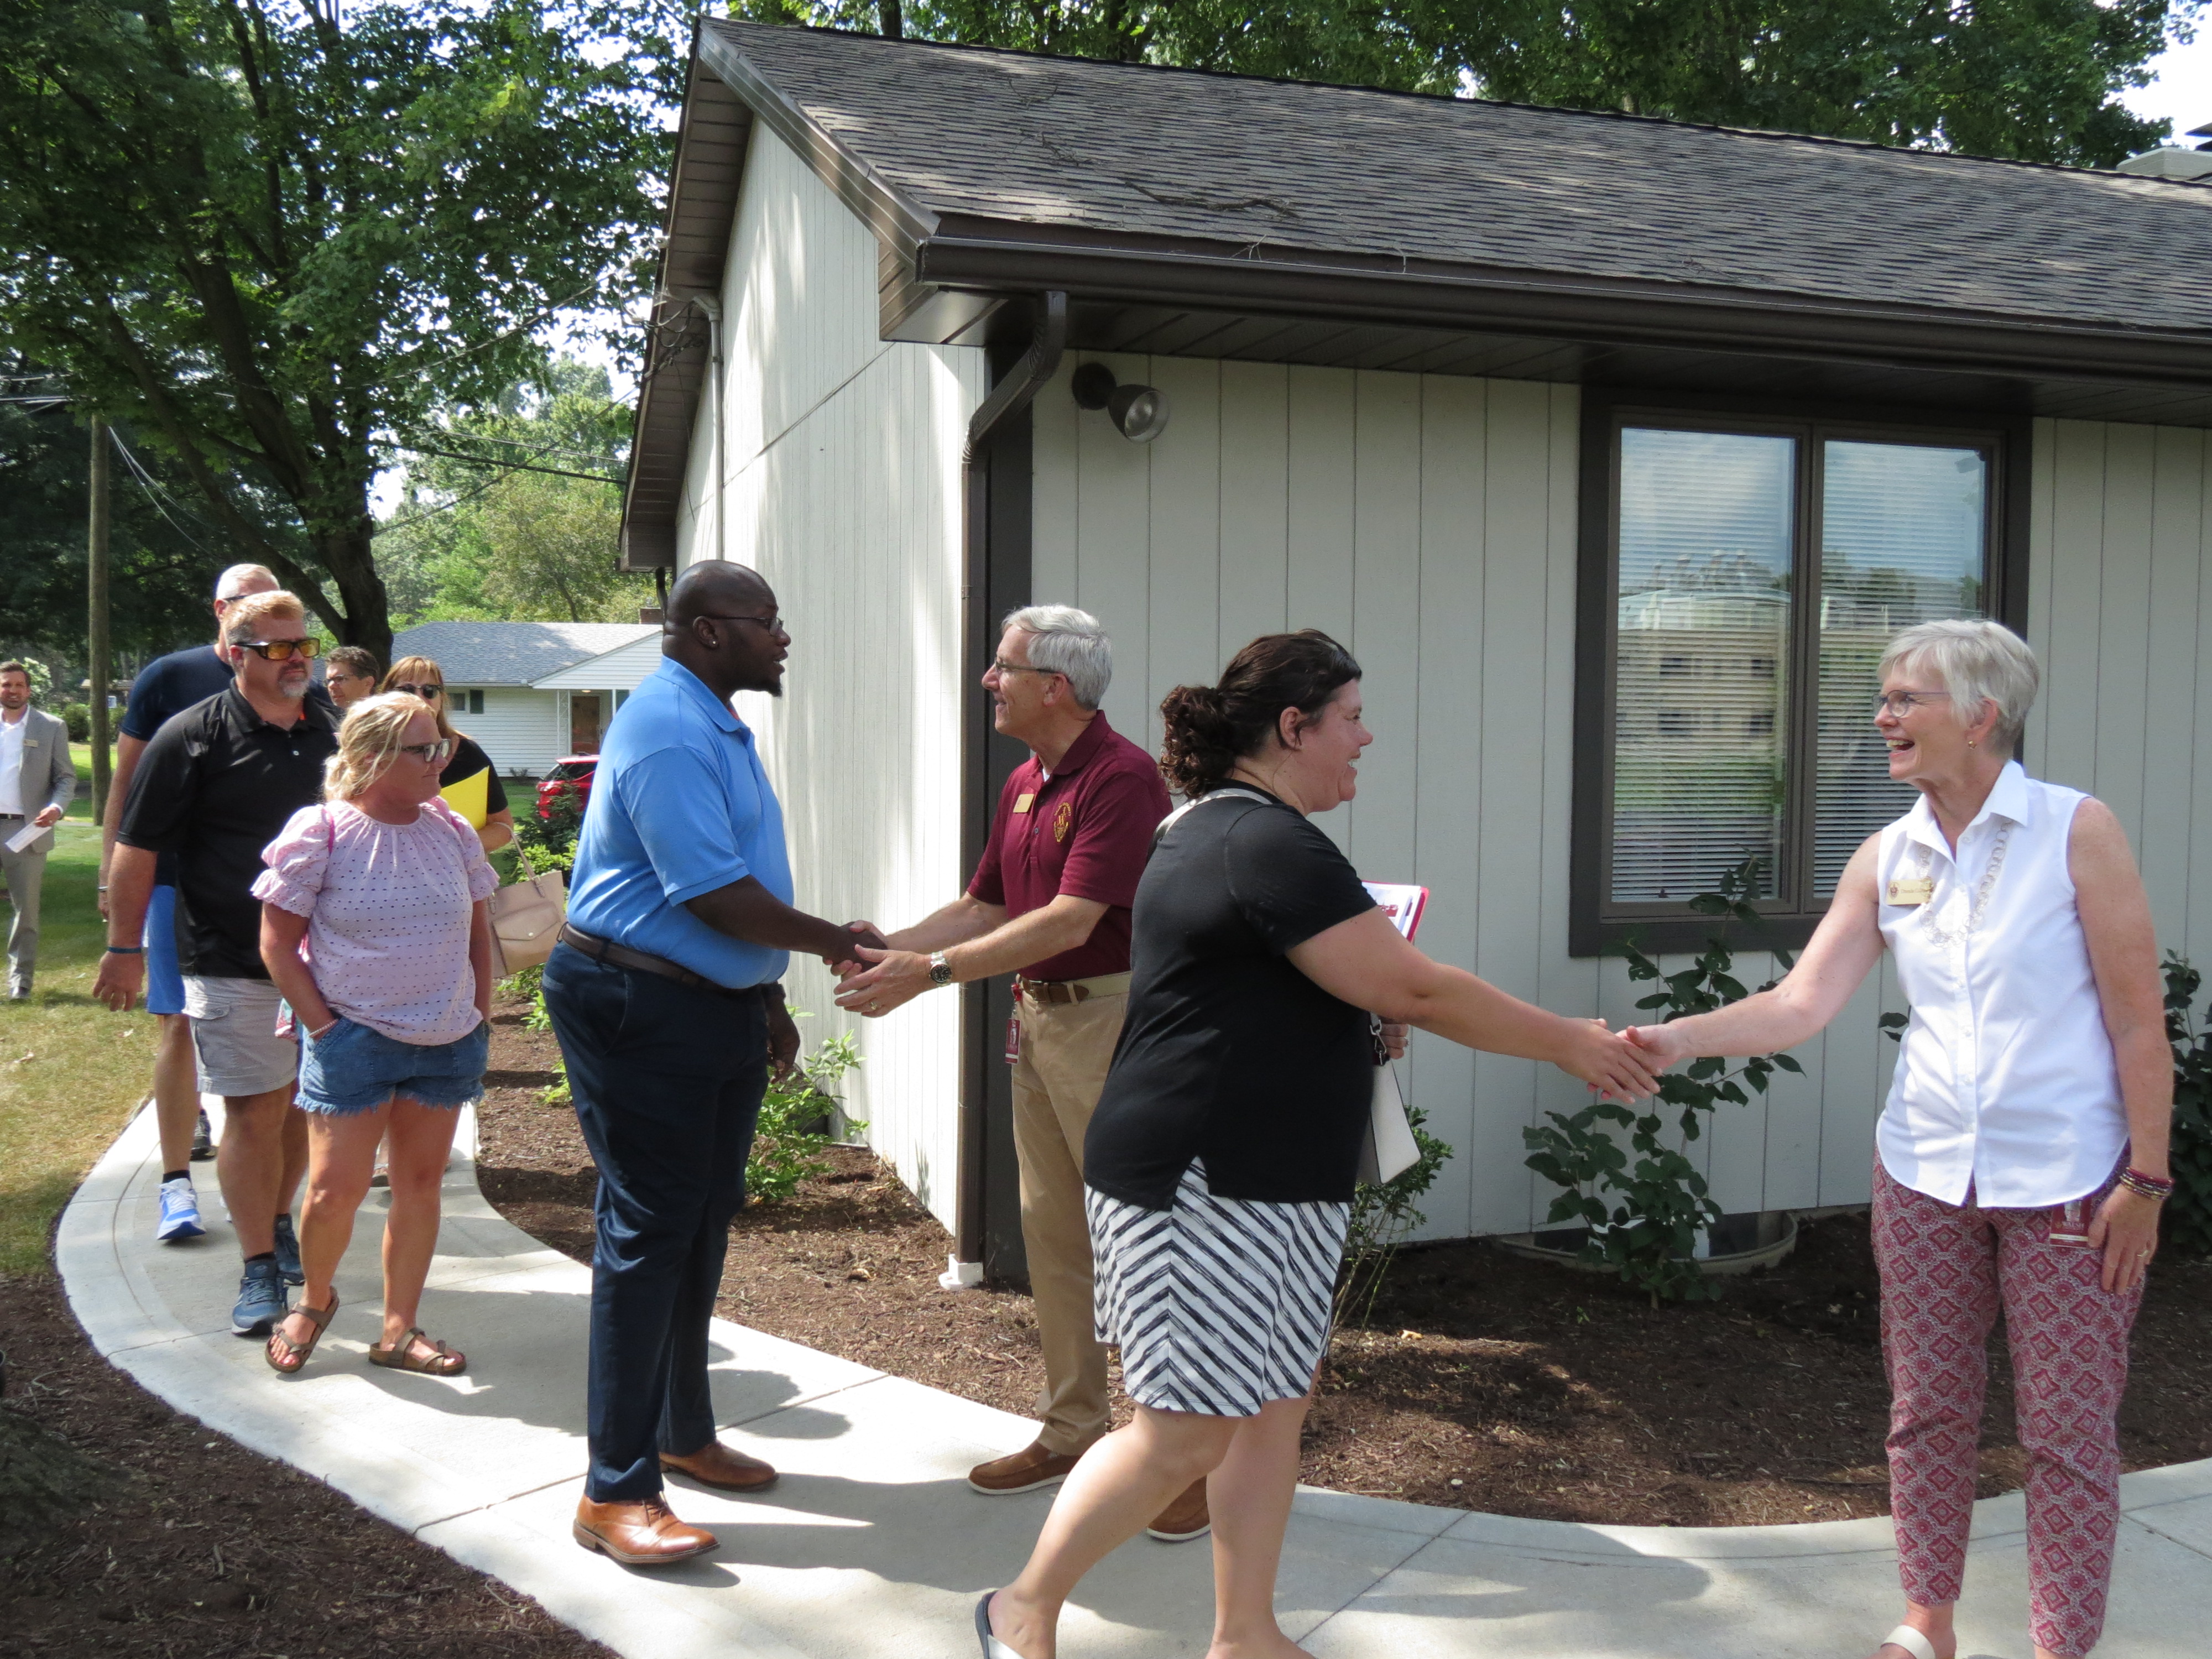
[1871,1160,2143,1657]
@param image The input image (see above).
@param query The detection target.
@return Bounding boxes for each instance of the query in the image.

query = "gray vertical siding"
[1033,354,1913,1238]
[675,126,985,1230]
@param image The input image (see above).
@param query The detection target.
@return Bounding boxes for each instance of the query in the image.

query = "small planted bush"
[1522,858,1801,1304]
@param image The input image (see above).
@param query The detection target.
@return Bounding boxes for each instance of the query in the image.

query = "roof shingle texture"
[392,622,658,687]
[711,20,2212,335]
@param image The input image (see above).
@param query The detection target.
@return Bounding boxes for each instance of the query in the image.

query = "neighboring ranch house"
[619,21,2212,1279]
[389,621,660,778]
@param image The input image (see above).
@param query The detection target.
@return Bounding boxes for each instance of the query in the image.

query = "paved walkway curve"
[58,1099,2212,1659]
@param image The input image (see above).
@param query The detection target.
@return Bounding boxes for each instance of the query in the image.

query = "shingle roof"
[392,622,658,687]
[708,20,2212,338]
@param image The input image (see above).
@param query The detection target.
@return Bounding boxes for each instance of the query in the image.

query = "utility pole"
[87,417,112,825]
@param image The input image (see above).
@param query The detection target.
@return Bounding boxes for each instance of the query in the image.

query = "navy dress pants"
[542,942,767,1503]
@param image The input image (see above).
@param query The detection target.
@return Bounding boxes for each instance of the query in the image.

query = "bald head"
[667,560,771,630]
[662,560,787,700]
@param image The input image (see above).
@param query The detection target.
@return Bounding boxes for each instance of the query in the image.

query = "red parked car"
[536,755,598,822]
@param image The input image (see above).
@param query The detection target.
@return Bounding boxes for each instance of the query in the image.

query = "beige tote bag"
[488,852,567,978]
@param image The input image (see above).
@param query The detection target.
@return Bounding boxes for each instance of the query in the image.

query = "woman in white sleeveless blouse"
[1629,620,2172,1659]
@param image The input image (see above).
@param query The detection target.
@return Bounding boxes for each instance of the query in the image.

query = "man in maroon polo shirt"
[833,607,1206,1540]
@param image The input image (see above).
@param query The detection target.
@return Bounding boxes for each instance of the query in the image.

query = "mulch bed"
[0,1274,611,1659]
[476,995,2212,1528]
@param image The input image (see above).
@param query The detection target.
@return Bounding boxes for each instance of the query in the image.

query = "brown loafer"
[968,1439,1082,1496]
[660,1439,779,1494]
[1146,1477,1211,1543]
[572,1495,716,1566]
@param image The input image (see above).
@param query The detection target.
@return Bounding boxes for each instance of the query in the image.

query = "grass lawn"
[0,814,160,1278]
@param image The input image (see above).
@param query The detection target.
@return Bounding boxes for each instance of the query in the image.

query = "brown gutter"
[952,292,1066,1275]
[914,231,2212,389]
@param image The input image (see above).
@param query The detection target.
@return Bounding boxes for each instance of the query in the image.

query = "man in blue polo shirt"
[544,559,880,1568]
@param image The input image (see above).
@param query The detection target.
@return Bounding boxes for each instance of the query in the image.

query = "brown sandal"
[265,1293,337,1375]
[367,1327,466,1376]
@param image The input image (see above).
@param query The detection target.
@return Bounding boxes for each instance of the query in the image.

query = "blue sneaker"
[231,1258,288,1336]
[272,1212,304,1286]
[155,1177,204,1243]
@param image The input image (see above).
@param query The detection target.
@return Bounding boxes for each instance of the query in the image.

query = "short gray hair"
[1003,604,1111,711]
[215,562,277,601]
[1879,618,2040,758]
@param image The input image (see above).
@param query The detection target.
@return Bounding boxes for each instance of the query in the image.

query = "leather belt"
[1016,971,1132,1006]
[559,924,763,1003]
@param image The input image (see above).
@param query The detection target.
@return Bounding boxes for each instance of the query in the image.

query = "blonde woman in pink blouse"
[254,693,499,1378]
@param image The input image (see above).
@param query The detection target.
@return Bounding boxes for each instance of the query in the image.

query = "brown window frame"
[1568,389,2030,958]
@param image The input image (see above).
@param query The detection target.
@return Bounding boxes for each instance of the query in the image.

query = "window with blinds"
[1576,407,2007,951]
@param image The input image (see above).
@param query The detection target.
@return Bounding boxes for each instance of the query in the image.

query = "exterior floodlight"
[1071,362,1171,442]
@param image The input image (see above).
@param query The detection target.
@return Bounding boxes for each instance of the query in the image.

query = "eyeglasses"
[694,612,788,638]
[398,739,455,764]
[237,638,321,661]
[990,660,1061,678]
[1872,691,1952,718]
[390,682,444,699]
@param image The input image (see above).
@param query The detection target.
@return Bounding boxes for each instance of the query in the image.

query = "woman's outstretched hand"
[1555,1019,1662,1101]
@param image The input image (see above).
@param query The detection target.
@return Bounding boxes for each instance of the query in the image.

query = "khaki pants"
[1011,984,1126,1457]
[0,827,45,992]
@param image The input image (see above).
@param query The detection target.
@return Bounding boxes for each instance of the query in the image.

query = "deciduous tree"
[0,0,686,665]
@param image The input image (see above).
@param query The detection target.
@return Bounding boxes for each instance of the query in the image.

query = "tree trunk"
[311,520,395,669]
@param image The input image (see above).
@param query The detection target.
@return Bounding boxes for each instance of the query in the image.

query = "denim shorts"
[296,1016,490,1116]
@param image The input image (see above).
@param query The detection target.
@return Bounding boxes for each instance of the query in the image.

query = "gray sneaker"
[272,1213,304,1286]
[231,1259,288,1336]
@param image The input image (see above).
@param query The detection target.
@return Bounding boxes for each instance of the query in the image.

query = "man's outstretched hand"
[822,921,886,974]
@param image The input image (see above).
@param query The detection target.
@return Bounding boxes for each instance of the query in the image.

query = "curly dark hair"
[1157,630,1362,798]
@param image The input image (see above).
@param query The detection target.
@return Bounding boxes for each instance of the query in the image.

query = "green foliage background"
[761,0,2190,165]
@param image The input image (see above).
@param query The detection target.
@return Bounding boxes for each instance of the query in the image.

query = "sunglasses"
[389,682,444,698]
[237,638,321,661]
[398,739,455,764]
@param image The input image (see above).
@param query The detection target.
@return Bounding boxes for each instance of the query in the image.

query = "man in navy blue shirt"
[545,560,879,1568]
[101,563,293,1249]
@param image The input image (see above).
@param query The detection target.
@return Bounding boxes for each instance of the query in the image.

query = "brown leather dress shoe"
[660,1439,780,1493]
[571,1496,717,1566]
[968,1439,1082,1495]
[1146,1477,1211,1542]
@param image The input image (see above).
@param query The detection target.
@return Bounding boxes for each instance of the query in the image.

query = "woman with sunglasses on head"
[379,655,515,854]
[252,692,500,1378]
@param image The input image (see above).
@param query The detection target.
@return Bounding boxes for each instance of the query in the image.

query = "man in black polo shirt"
[97,592,338,1335]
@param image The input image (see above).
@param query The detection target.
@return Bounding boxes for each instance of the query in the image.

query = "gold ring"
[868,1001,880,1014]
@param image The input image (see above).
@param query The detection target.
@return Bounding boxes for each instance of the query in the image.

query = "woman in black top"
[978,632,1658,1659]
[380,656,514,854]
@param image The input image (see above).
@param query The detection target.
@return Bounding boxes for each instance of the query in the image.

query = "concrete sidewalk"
[57,1099,2212,1659]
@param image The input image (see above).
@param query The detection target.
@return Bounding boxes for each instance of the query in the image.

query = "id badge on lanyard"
[1005,1006,1021,1066]
[2049,1194,2095,1247]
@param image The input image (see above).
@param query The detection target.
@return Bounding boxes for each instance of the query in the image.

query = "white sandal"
[1878,1626,1939,1659]
[975,1592,1023,1659]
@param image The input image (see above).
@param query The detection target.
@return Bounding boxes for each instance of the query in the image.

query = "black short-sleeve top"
[1083,788,1378,1210]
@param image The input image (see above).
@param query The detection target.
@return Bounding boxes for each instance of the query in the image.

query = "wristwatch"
[927,951,954,989]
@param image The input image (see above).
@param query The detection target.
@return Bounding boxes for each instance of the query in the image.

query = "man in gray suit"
[0,662,76,1000]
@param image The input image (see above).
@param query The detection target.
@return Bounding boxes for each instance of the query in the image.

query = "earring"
[1968,739,1977,749]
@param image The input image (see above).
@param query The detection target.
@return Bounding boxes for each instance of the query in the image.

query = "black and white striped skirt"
[1086,1160,1350,1419]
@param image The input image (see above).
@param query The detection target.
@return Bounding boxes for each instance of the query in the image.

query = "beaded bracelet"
[2119,1168,2176,1202]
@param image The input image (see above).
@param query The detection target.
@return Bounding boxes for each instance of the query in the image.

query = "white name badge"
[1886,877,1935,906]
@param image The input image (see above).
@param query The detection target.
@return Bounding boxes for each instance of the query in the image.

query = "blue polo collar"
[659,657,748,738]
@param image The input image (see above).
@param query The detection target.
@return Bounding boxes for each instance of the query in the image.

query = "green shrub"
[2160,952,2212,1256]
[1522,857,1802,1304]
[58,702,90,742]
[516,784,582,877]
[747,1027,864,1204]
[1335,1103,1453,1328]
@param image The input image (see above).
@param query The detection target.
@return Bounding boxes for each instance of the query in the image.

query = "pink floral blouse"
[253,799,500,1044]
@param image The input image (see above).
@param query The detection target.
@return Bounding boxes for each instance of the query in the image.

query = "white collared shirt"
[0,712,24,817]
[1875,760,2126,1208]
